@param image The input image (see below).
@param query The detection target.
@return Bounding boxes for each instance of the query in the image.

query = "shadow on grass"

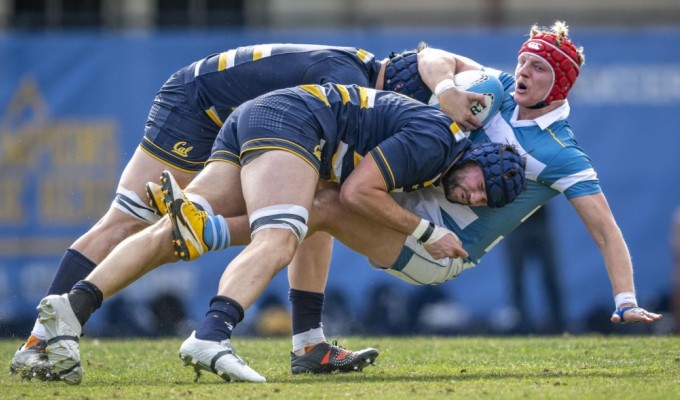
[265,368,647,384]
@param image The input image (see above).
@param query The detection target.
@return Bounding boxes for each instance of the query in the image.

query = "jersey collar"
[509,99,571,130]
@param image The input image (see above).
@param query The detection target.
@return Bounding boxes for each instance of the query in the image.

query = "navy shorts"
[140,67,220,172]
[209,90,323,174]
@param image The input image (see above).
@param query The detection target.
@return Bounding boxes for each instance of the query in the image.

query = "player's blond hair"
[530,21,586,67]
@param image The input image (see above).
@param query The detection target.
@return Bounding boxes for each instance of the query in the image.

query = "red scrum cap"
[518,28,582,104]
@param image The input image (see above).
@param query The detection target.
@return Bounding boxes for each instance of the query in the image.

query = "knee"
[310,189,342,230]
[92,209,149,244]
[251,229,299,266]
[248,204,310,269]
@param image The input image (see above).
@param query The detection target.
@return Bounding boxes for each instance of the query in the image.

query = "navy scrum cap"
[383,50,432,103]
[457,142,526,208]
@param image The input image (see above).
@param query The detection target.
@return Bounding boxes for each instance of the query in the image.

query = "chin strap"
[528,100,549,109]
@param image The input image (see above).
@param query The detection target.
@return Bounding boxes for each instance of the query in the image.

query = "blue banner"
[1,28,679,336]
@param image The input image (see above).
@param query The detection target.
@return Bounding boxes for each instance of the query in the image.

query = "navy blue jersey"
[210,83,469,191]
[142,44,381,171]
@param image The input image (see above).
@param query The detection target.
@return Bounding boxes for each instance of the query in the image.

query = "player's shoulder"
[545,119,580,147]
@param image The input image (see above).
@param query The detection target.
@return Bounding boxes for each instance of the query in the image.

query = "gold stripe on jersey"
[547,128,566,147]
[355,49,374,62]
[335,84,351,104]
[421,177,438,188]
[218,52,228,71]
[217,49,237,71]
[449,122,468,141]
[205,107,223,127]
[358,87,376,109]
[300,85,330,107]
[252,44,273,61]
[368,153,389,191]
[450,122,461,134]
[372,147,396,189]
[253,47,263,61]
[353,151,363,168]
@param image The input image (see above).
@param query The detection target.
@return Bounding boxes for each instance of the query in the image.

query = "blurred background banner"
[1,24,679,336]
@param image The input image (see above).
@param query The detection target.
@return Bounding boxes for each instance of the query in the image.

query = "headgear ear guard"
[383,50,432,104]
[445,142,526,208]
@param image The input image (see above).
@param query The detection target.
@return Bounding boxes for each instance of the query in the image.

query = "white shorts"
[373,189,474,285]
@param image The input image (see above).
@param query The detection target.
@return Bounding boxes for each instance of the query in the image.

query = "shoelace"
[219,341,247,364]
[330,340,353,354]
[187,203,208,222]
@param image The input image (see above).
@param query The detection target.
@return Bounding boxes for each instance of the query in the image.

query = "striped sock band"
[203,214,230,251]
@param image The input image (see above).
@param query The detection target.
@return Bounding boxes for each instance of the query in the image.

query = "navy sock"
[195,296,244,342]
[289,289,324,335]
[47,249,97,295]
[67,280,104,327]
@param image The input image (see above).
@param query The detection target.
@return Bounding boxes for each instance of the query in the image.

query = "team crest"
[172,141,193,157]
[527,41,543,50]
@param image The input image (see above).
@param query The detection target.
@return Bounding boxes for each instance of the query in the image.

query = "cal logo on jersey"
[172,141,193,157]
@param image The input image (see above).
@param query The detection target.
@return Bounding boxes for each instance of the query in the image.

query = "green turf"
[2,335,679,399]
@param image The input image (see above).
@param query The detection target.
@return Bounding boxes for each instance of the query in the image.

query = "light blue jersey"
[438,68,601,266]
[365,67,602,285]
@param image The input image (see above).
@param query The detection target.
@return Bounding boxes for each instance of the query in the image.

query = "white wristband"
[614,291,638,309]
[409,219,431,241]
[434,78,456,96]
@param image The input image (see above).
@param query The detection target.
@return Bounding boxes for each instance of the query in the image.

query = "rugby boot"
[179,331,266,383]
[290,341,379,374]
[160,170,209,261]
[36,294,83,385]
[145,181,167,216]
[9,339,58,381]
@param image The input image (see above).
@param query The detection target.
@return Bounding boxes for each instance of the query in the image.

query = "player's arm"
[417,47,485,132]
[339,154,467,260]
[570,193,661,323]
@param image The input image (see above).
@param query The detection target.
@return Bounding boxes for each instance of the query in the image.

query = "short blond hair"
[529,21,586,67]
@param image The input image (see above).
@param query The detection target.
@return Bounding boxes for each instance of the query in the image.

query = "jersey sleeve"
[537,145,602,199]
[368,121,463,192]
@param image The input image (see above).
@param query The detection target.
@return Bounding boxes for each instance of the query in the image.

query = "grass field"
[2,335,679,399]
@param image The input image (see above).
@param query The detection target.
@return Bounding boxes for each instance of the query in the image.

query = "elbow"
[338,182,367,213]
[338,183,358,209]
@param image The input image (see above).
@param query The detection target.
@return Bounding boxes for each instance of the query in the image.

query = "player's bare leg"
[179,150,317,382]
[12,147,195,380]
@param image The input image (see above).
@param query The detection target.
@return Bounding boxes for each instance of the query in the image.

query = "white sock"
[31,318,46,340]
[292,326,326,355]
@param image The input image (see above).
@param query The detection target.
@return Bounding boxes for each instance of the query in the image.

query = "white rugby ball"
[428,70,504,127]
